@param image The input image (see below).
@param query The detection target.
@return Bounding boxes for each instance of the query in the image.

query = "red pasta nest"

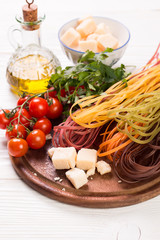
[52,116,101,150]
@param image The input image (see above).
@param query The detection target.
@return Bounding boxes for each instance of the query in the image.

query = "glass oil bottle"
[6,0,60,95]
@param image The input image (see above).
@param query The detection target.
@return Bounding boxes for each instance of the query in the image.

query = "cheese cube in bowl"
[76,18,97,37]
[58,16,130,65]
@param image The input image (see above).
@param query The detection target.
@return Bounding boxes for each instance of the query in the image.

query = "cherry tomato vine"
[0,89,63,158]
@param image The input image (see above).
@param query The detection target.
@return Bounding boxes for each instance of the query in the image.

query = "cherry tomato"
[29,97,49,118]
[33,117,52,135]
[60,86,84,98]
[60,89,66,97]
[78,85,85,90]
[60,87,75,97]
[6,124,27,140]
[47,87,57,98]
[8,138,28,157]
[46,87,77,98]
[0,109,11,129]
[17,95,31,107]
[46,98,63,119]
[26,129,46,149]
[13,109,31,127]
[46,86,83,99]
[68,86,75,94]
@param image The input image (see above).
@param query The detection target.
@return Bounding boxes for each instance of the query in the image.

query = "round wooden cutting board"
[10,139,160,208]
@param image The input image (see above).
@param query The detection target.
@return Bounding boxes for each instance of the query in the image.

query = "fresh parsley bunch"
[48,49,129,106]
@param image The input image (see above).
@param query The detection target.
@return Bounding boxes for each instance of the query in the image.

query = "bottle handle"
[8,25,22,49]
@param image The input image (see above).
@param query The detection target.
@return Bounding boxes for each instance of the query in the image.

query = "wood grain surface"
[10,139,160,208]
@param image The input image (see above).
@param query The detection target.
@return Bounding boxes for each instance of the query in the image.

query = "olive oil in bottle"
[7,54,56,94]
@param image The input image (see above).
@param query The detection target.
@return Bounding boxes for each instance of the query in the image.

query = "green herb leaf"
[78,50,95,63]
[102,47,113,53]
[48,50,130,111]
[88,83,96,91]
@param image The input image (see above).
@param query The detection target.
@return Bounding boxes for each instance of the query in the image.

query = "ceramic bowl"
[58,16,130,65]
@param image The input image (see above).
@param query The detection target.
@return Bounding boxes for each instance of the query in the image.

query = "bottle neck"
[21,27,41,47]
[15,14,45,49]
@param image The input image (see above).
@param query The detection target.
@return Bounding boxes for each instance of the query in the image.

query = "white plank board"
[0,0,160,239]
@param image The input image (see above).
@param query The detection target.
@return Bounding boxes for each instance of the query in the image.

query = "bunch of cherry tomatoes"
[0,92,63,158]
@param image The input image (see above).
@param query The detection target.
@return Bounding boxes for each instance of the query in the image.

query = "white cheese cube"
[78,16,93,24]
[87,33,99,41]
[96,161,111,175]
[61,27,81,47]
[66,168,88,189]
[97,47,103,53]
[48,147,55,158]
[52,147,77,170]
[76,19,96,37]
[97,33,119,50]
[86,167,95,177]
[95,23,111,35]
[79,40,97,52]
[76,148,97,170]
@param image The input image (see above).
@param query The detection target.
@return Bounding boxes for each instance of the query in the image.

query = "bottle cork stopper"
[22,0,38,30]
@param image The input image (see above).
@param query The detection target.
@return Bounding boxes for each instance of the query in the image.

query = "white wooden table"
[0,1,160,239]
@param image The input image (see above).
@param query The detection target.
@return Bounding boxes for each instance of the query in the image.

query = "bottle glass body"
[6,15,60,95]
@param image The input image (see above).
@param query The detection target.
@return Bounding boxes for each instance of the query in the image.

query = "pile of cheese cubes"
[61,16,119,53]
[48,147,111,189]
